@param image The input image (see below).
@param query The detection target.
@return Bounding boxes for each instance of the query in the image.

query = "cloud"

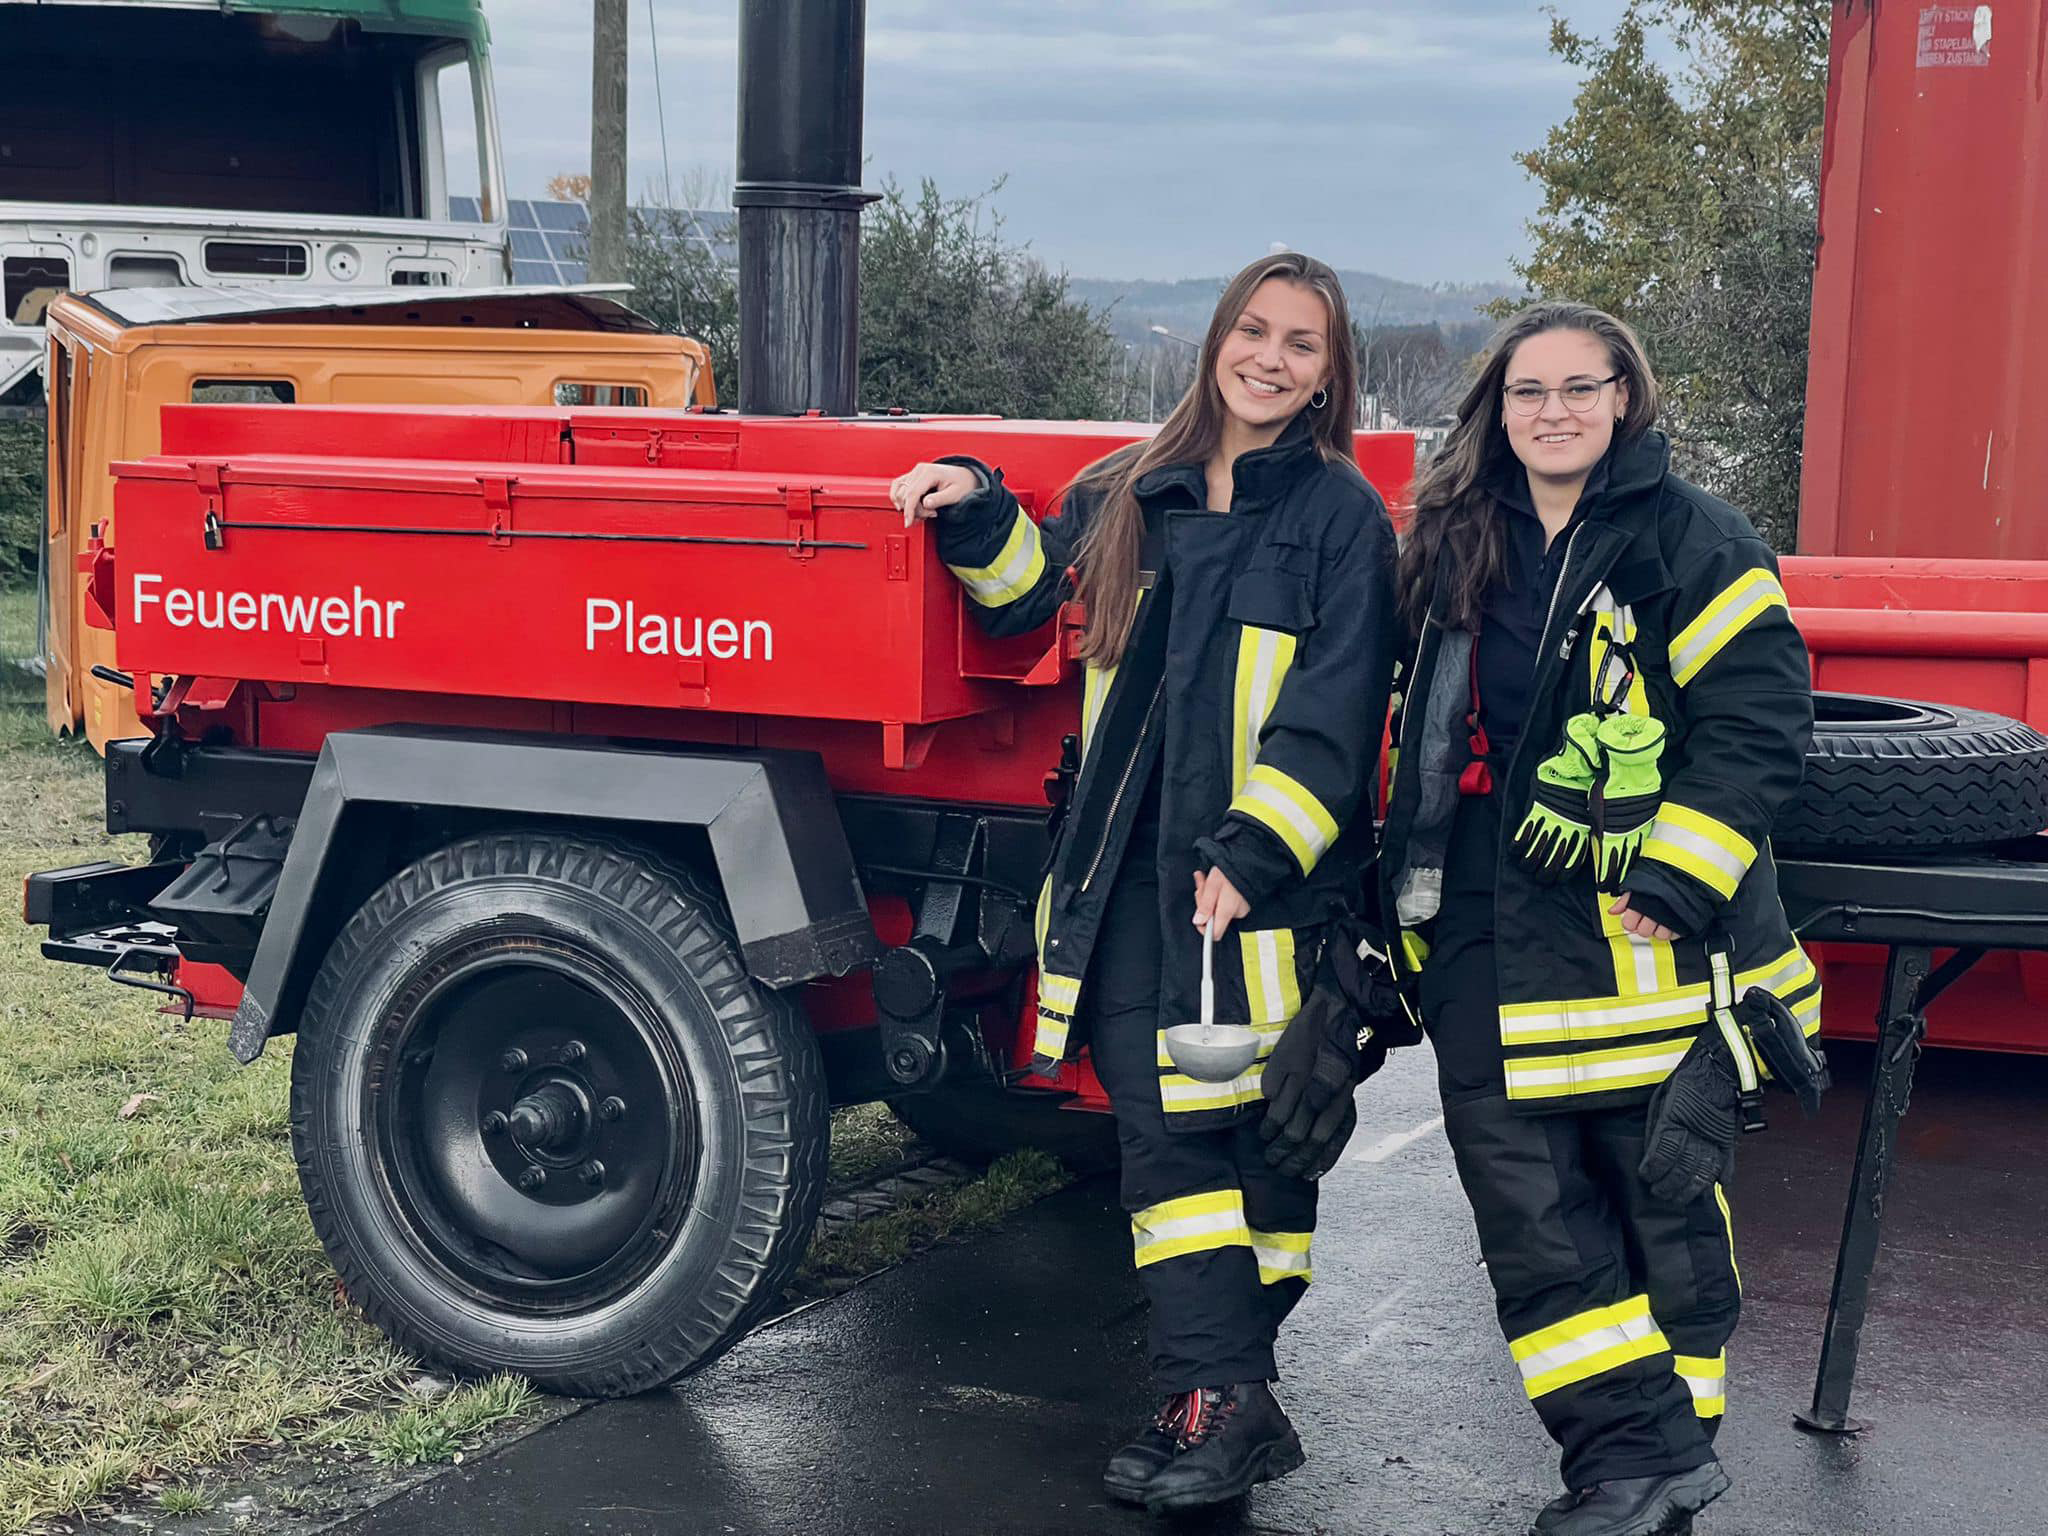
[479,0,1629,283]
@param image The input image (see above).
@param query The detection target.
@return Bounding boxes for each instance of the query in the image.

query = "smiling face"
[1211,277,1333,434]
[1501,328,1630,482]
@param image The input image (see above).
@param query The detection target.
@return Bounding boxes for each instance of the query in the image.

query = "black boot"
[1142,1382,1305,1513]
[1548,1461,1730,1536]
[1102,1394,1189,1505]
[1534,1488,1585,1533]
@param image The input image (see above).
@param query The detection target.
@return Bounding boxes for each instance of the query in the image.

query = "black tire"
[1775,692,2048,852]
[891,1080,1120,1177]
[289,831,827,1397]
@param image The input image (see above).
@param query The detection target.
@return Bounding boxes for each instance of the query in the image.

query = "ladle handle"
[1200,918,1215,1028]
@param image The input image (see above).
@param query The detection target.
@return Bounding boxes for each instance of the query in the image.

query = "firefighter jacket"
[933,416,1397,1130]
[1379,430,1820,1114]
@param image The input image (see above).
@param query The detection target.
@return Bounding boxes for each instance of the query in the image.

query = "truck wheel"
[289,832,826,1398]
[1774,693,2048,852]
[891,1080,1120,1176]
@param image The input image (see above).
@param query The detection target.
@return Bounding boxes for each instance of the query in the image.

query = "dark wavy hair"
[1396,301,1660,634]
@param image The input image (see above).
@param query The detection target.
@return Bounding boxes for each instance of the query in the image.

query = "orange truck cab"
[41,283,713,749]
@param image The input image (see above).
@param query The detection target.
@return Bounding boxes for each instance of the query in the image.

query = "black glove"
[1260,984,1384,1177]
[1638,1031,1742,1204]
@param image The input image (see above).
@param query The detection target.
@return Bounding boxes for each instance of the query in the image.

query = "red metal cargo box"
[109,454,1060,737]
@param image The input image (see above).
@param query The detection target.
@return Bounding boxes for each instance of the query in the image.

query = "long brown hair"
[1396,301,1660,634]
[1068,252,1360,665]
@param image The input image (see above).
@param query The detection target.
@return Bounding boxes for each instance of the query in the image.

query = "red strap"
[1458,635,1494,796]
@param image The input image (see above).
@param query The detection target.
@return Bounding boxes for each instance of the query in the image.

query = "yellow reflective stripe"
[1793,992,1823,1037]
[1400,930,1430,972]
[1033,874,1052,958]
[1131,1188,1251,1267]
[1241,927,1302,1026]
[1159,1063,1269,1113]
[1737,944,1816,1001]
[1640,802,1757,901]
[1504,1038,1693,1100]
[1232,624,1299,793]
[1509,1295,1669,1400]
[1081,662,1113,756]
[1674,1351,1727,1418]
[1033,970,1082,1060]
[1231,763,1339,875]
[1498,984,1710,1045]
[1249,1228,1312,1286]
[1715,1183,1742,1296]
[947,504,1046,607]
[1669,567,1789,686]
[1597,886,1677,997]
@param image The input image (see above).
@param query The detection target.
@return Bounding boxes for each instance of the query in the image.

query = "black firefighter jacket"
[1379,431,1819,1113]
[934,417,1397,1130]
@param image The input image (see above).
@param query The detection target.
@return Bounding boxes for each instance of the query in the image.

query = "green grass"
[0,590,1079,1529]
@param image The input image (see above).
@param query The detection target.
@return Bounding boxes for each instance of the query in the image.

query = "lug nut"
[558,1039,588,1064]
[598,1096,626,1122]
[499,1048,528,1074]
[578,1160,605,1188]
[481,1111,509,1135]
[516,1166,547,1192]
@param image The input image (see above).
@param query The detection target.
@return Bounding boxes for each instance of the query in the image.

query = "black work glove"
[1260,985,1384,1177]
[1638,1030,1742,1205]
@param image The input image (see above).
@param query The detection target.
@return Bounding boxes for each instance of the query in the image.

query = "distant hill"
[1066,271,1522,343]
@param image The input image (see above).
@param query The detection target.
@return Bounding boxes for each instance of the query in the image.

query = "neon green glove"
[1513,713,1603,882]
[1591,714,1667,887]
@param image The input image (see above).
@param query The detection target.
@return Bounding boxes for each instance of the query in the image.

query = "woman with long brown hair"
[1378,302,1816,1535]
[890,252,1398,1513]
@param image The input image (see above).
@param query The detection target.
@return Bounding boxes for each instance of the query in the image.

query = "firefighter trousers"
[1423,793,1737,1490]
[1086,838,1317,1394]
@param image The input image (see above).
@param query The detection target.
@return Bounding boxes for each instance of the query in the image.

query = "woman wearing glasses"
[1376,303,1815,1535]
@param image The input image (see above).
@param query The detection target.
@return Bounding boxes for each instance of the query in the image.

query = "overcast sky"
[474,0,1629,285]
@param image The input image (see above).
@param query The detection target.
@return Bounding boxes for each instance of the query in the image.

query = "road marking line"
[1352,1114,1446,1164]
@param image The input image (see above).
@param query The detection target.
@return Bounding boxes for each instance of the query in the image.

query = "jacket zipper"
[1081,676,1166,893]
[1540,523,1587,659]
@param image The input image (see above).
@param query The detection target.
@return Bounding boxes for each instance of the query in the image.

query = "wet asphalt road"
[335,1040,2048,1535]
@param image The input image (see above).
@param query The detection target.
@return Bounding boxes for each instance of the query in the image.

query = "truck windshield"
[0,4,492,223]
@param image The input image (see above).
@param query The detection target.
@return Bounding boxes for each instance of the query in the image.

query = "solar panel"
[503,198,735,287]
[448,195,481,222]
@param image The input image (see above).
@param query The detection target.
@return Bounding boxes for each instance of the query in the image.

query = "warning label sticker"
[1918,4,1993,68]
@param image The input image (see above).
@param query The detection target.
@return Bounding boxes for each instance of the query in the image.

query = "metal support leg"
[1794,944,1931,1435]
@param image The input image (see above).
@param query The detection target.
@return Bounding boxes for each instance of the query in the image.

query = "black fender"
[223,726,876,1062]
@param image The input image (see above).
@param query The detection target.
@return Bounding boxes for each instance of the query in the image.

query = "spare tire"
[1774,692,2048,852]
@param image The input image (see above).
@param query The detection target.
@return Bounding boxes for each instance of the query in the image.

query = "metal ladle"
[1162,918,1262,1082]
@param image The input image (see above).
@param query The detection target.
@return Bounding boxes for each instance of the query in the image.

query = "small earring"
[1310,388,1329,410]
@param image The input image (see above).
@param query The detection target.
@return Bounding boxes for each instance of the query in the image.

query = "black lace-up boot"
[1546,1461,1730,1535]
[1142,1382,1304,1513]
[1102,1394,1190,1505]
[1534,1488,1586,1532]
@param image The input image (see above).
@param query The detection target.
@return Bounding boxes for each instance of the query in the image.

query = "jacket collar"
[1131,411,1322,510]
[1489,429,1670,524]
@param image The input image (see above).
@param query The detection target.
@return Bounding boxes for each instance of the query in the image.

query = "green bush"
[0,416,44,589]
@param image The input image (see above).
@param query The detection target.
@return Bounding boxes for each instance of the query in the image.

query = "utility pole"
[587,0,629,284]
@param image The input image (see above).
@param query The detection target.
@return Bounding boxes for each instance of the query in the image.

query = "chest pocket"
[1226,571,1315,792]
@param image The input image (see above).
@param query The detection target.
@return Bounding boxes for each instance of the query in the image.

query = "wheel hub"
[377,951,698,1302]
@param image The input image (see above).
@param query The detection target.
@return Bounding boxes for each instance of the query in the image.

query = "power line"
[646,0,675,205]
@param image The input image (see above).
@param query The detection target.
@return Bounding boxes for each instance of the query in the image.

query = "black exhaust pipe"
[735,0,877,416]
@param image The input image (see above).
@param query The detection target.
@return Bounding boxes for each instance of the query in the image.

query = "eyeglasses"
[1503,374,1621,416]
